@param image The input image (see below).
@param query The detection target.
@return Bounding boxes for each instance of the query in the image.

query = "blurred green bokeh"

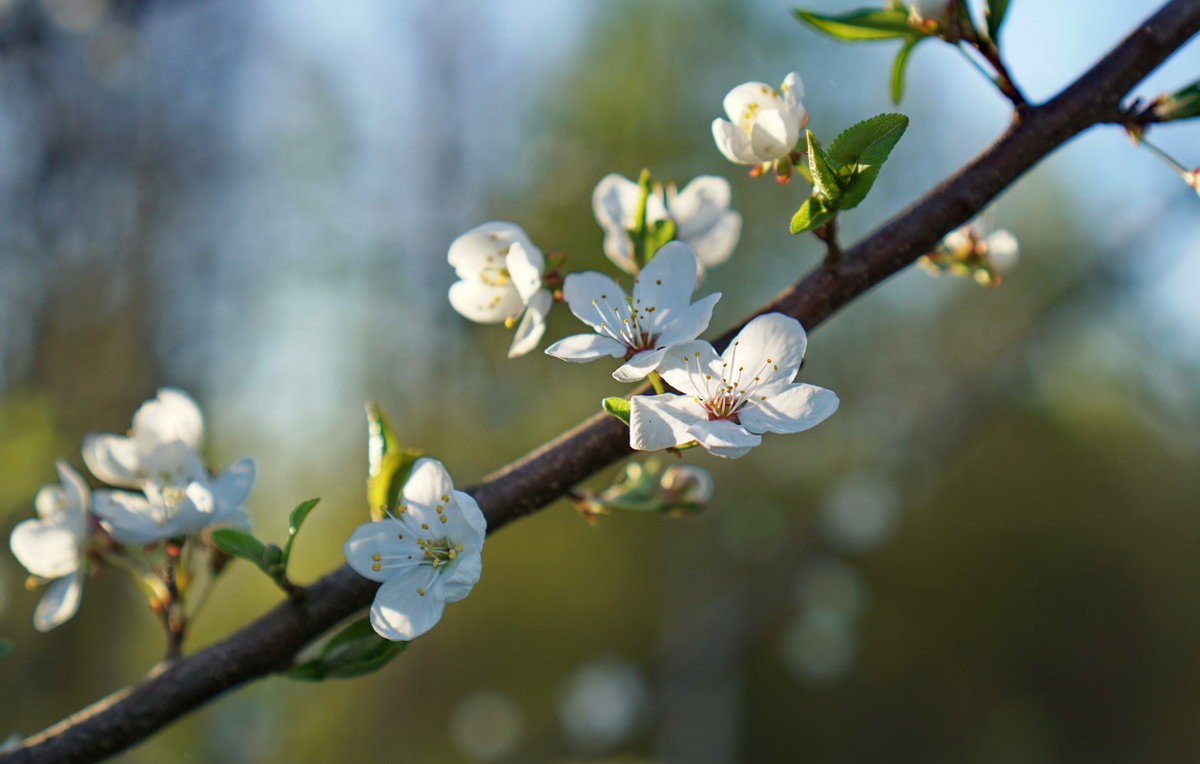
[1,0,1198,762]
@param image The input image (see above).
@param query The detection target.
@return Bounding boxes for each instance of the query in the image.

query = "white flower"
[922,224,1019,286]
[545,242,721,383]
[712,72,807,166]
[592,174,742,276]
[10,461,91,631]
[629,313,839,458]
[83,388,255,545]
[1184,168,1200,197]
[447,222,553,358]
[344,457,486,641]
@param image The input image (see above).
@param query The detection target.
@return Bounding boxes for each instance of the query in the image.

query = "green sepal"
[827,113,909,209]
[985,0,1010,41]
[1154,81,1200,122]
[602,397,632,426]
[789,196,834,234]
[890,36,925,103]
[366,403,423,521]
[281,498,320,570]
[793,8,913,40]
[286,617,408,681]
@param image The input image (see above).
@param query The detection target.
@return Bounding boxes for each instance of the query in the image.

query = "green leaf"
[602,397,631,426]
[793,8,914,40]
[789,197,834,234]
[0,639,12,658]
[210,529,272,575]
[286,617,408,681]
[1153,81,1200,122]
[805,131,840,203]
[281,498,320,567]
[828,113,909,167]
[826,113,909,209]
[890,36,924,103]
[644,217,676,263]
[366,403,423,521]
[985,0,1010,41]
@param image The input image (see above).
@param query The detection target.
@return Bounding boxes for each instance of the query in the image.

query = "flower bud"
[659,464,714,510]
[907,0,951,31]
[1185,169,1200,197]
[1150,82,1200,122]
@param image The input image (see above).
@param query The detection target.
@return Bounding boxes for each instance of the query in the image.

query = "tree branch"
[5,1,1198,761]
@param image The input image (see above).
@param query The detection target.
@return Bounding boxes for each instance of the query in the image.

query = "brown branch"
[4,1,1199,761]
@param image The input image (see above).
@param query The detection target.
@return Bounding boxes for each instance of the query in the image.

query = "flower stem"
[647,371,666,394]
[1137,135,1190,174]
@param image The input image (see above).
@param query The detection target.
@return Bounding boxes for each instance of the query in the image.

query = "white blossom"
[592,174,742,276]
[712,72,807,166]
[344,458,486,641]
[9,461,91,630]
[908,0,952,29]
[447,222,553,357]
[545,243,720,383]
[630,313,838,458]
[83,388,255,545]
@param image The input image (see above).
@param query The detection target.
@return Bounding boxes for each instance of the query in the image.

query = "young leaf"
[793,8,914,40]
[644,217,677,263]
[286,617,408,681]
[806,131,841,203]
[828,113,909,167]
[789,197,834,234]
[890,36,925,103]
[986,0,1010,41]
[602,397,632,426]
[827,113,909,209]
[366,403,423,521]
[210,529,271,575]
[281,498,320,567]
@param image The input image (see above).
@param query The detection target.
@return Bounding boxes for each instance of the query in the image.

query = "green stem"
[1138,135,1190,174]
[647,371,666,394]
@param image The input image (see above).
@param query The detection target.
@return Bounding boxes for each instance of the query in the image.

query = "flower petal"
[668,175,731,235]
[749,108,798,162]
[371,572,447,641]
[613,347,668,383]
[737,383,839,435]
[400,458,455,529]
[506,242,546,304]
[712,119,758,165]
[447,222,536,280]
[508,290,551,358]
[691,418,762,456]
[985,229,1020,271]
[81,433,144,489]
[544,333,627,363]
[344,520,413,583]
[449,280,523,324]
[92,490,169,545]
[634,241,699,318]
[210,458,255,519]
[452,490,488,538]
[133,388,205,450]
[34,484,68,521]
[561,271,628,333]
[684,210,742,270]
[658,340,723,398]
[722,81,785,124]
[654,292,720,347]
[54,461,89,529]
[592,173,642,232]
[10,517,81,579]
[440,547,482,603]
[629,393,708,452]
[34,571,84,632]
[723,313,808,387]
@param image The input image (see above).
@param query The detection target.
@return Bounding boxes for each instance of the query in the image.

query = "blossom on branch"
[630,313,839,458]
[545,242,720,383]
[919,224,1019,287]
[83,388,255,545]
[344,457,486,641]
[592,173,742,277]
[447,222,553,357]
[712,72,807,169]
[9,461,92,631]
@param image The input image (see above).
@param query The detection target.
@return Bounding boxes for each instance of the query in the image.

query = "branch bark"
[5,2,1198,761]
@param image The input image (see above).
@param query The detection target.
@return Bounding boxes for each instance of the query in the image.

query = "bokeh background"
[1,0,1199,761]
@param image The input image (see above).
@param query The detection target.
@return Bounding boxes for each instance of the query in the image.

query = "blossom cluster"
[9,389,254,631]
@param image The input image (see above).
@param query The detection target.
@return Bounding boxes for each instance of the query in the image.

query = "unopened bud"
[1185,169,1200,196]
[907,0,951,31]
[660,464,714,509]
[1151,82,1200,122]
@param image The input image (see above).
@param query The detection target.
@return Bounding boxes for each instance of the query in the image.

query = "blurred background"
[1,0,1198,761]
